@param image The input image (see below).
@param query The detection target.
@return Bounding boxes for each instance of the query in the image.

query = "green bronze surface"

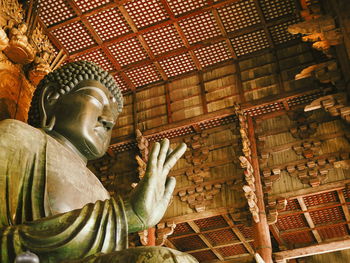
[0,61,196,263]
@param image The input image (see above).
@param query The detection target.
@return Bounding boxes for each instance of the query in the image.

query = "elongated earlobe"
[39,85,57,132]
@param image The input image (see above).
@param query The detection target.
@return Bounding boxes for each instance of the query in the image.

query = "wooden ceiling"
[39,0,301,93]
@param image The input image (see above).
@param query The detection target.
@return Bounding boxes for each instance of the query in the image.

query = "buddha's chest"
[45,137,110,215]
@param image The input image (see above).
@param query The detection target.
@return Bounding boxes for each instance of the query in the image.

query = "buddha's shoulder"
[0,119,45,142]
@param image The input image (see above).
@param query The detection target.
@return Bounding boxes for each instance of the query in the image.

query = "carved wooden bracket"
[267,198,287,225]
[183,132,209,183]
[262,167,281,193]
[178,183,223,212]
[265,153,350,188]
[155,222,176,246]
[138,222,176,246]
[292,140,321,158]
[295,61,341,86]
[289,122,318,139]
[135,129,149,181]
[234,103,260,223]
[305,93,350,124]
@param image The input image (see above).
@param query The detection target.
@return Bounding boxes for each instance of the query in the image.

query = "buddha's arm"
[0,197,127,263]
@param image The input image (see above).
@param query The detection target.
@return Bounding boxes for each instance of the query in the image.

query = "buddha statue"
[0,61,198,263]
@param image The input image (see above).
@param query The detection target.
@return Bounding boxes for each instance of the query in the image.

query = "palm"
[129,139,187,229]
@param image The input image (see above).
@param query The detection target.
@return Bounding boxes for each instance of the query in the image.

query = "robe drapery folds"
[0,120,128,262]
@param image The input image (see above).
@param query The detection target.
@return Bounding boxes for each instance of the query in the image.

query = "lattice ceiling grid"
[40,0,302,93]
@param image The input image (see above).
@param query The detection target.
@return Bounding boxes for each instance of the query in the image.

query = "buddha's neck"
[47,130,88,165]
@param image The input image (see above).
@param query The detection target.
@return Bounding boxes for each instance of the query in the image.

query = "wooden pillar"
[247,116,273,263]
[147,227,156,246]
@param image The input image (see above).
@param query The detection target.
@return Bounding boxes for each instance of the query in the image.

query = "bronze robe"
[0,120,127,263]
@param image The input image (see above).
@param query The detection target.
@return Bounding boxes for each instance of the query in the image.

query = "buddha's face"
[49,80,119,160]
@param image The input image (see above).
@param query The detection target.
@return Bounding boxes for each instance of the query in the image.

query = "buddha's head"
[28,61,123,161]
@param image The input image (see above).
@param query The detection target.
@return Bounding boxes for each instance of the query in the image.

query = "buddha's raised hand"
[125,139,186,233]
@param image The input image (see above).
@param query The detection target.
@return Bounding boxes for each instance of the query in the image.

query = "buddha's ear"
[39,84,58,132]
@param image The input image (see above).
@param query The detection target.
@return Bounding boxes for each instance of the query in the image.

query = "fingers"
[163,177,176,204]
[167,147,173,157]
[145,141,160,180]
[157,138,169,173]
[162,143,187,177]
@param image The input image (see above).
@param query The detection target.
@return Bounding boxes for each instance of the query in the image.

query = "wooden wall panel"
[169,75,204,122]
[204,64,238,113]
[113,93,134,137]
[136,85,168,130]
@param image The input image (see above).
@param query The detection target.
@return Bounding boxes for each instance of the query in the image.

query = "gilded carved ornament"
[0,0,66,86]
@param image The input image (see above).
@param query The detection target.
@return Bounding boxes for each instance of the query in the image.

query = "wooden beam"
[274,237,350,262]
[297,197,322,243]
[247,116,273,263]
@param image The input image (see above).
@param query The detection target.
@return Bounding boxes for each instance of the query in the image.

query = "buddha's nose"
[98,116,114,131]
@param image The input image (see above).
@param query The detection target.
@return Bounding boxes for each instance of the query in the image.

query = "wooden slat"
[297,197,322,243]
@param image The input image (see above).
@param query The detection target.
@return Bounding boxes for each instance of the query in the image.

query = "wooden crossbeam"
[187,221,224,260]
[296,197,322,243]
[274,237,350,262]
